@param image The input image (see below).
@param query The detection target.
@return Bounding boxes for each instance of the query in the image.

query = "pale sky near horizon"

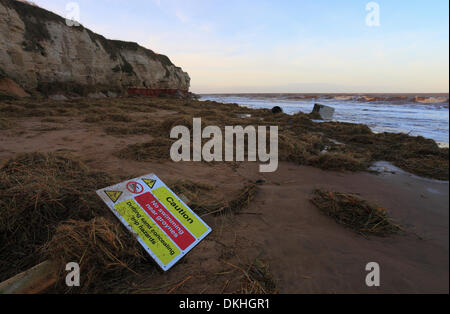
[32,0,449,93]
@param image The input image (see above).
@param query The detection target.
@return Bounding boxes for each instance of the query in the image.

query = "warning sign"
[127,181,144,194]
[96,173,211,271]
[135,192,196,250]
[115,199,180,265]
[152,187,209,238]
[105,191,122,203]
[142,178,156,189]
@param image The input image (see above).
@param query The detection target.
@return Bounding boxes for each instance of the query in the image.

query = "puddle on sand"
[370,161,449,185]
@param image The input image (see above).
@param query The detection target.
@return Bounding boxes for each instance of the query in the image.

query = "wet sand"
[235,162,449,293]
[0,108,448,294]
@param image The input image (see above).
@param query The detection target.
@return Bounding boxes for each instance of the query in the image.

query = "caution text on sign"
[96,174,211,271]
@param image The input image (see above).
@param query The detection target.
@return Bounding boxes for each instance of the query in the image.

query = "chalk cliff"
[0,0,190,96]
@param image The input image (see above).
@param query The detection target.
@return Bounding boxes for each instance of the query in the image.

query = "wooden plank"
[0,260,58,294]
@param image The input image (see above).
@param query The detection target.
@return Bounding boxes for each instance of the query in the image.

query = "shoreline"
[200,93,449,147]
[199,92,450,97]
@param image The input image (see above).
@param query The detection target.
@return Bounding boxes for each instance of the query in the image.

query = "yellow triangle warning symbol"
[142,178,156,189]
[105,191,123,203]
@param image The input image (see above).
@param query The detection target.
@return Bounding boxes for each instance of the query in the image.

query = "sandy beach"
[0,96,448,294]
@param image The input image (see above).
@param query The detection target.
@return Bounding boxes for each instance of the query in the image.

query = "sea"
[200,93,449,147]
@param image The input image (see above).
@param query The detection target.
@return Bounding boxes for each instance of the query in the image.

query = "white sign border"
[96,173,212,271]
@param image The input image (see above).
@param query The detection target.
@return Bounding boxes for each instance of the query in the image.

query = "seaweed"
[43,217,151,293]
[310,189,403,236]
[0,152,116,281]
[115,138,175,161]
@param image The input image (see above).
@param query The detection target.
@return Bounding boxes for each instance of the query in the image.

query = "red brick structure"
[127,88,188,97]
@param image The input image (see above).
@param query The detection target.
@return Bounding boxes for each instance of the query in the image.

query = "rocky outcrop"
[0,77,29,97]
[0,0,190,96]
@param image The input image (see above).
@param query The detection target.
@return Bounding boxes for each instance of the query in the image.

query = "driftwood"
[0,260,57,294]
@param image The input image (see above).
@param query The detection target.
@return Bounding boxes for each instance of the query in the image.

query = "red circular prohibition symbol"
[126,181,144,194]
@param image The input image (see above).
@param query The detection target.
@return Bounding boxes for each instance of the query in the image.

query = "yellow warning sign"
[114,199,180,265]
[96,173,212,271]
[142,178,156,189]
[152,186,209,238]
[105,190,123,203]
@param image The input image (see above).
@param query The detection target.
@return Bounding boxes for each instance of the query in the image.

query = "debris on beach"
[310,104,335,120]
[1,96,447,180]
[0,151,260,292]
[170,180,259,216]
[43,217,150,293]
[310,189,403,236]
[242,258,278,294]
[116,138,175,161]
[230,258,278,294]
[0,94,446,293]
[306,121,449,180]
[0,260,58,294]
[308,152,369,171]
[271,106,283,114]
[0,152,116,282]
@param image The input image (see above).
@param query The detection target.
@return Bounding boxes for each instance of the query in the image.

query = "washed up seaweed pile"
[169,179,259,216]
[306,122,449,180]
[0,152,260,293]
[220,258,278,294]
[43,217,152,293]
[0,152,150,292]
[239,259,278,294]
[310,189,403,237]
[0,96,447,180]
[115,138,175,161]
[0,153,105,279]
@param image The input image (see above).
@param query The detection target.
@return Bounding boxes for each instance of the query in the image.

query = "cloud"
[175,10,189,23]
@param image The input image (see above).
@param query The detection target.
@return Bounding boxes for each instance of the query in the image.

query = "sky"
[31,0,449,93]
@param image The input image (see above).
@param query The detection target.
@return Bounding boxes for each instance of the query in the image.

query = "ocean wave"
[415,96,449,104]
[284,94,449,105]
[200,93,449,144]
[207,94,449,105]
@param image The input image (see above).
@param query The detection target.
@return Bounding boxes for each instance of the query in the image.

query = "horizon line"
[196,92,450,95]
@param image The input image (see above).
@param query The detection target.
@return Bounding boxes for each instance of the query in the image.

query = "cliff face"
[0,0,190,95]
